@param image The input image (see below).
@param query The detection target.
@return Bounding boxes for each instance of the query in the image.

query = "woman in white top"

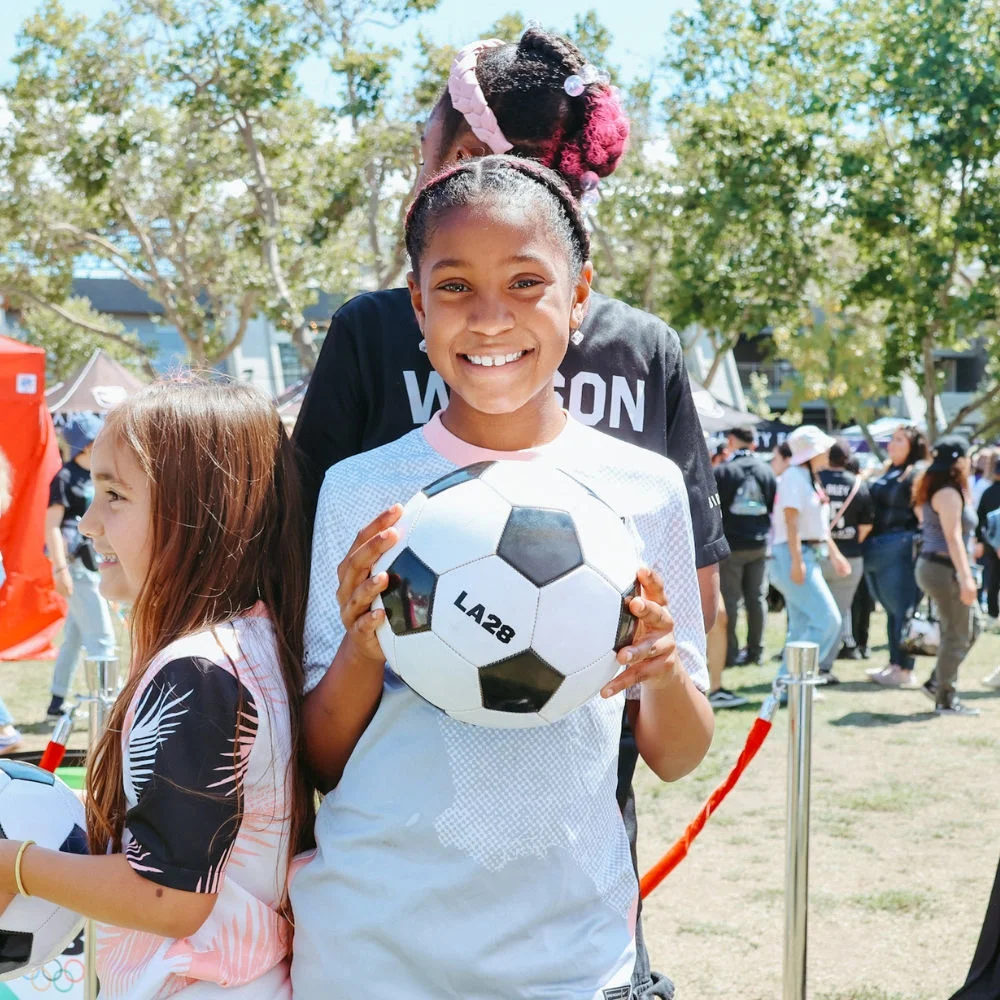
[770,427,851,692]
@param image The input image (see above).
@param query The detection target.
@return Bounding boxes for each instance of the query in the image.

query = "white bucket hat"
[788,425,837,466]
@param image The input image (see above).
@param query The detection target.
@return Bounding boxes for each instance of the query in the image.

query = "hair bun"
[557,86,629,183]
[580,87,630,175]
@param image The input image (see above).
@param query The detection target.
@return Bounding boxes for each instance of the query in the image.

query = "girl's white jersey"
[292,413,707,999]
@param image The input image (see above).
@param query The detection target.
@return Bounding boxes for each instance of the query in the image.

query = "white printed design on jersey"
[402,369,646,433]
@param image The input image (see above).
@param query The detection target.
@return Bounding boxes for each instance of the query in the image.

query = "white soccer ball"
[0,760,88,981]
[373,460,640,728]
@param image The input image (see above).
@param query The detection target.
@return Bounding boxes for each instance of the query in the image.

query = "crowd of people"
[709,423,1000,714]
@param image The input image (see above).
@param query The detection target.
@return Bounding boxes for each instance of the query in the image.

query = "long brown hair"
[85,379,314,882]
[913,463,970,507]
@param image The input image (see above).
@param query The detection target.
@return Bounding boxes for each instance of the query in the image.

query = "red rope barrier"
[640,698,777,899]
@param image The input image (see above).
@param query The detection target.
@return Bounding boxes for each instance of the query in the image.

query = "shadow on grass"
[824,680,915,694]
[829,710,936,727]
[18,721,55,736]
[961,688,1000,701]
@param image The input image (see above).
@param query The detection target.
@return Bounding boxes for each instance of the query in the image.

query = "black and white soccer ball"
[372,460,640,728]
[0,760,88,981]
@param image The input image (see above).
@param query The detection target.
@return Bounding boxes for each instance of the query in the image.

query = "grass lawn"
[2,609,998,998]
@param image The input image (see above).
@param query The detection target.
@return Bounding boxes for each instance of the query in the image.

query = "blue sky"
[0,0,694,95]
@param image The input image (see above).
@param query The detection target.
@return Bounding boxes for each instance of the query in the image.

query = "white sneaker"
[983,666,1000,690]
[871,664,920,688]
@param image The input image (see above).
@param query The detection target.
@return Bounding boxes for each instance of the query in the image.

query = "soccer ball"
[0,760,88,981]
[372,460,640,728]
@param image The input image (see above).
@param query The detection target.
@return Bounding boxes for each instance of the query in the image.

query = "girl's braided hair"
[405,155,591,281]
[436,28,629,196]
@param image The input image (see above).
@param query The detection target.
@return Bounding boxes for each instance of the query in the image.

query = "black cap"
[927,435,969,473]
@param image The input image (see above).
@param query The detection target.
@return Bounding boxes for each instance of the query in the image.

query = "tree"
[0,0,444,372]
[826,0,1000,442]
[15,297,154,382]
[3,2,267,367]
[591,0,833,390]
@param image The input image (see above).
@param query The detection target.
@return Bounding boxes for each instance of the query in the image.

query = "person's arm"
[827,537,852,577]
[0,655,259,937]
[45,504,71,598]
[934,489,977,606]
[617,569,715,782]
[785,506,805,585]
[697,564,720,635]
[604,465,713,781]
[300,473,403,790]
[0,847,214,940]
[858,524,873,543]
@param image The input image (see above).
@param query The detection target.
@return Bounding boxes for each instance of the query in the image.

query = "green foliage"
[17,297,150,383]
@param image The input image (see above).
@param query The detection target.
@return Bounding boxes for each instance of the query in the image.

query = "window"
[279,341,319,388]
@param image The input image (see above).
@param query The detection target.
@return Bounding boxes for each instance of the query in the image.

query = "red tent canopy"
[0,335,65,660]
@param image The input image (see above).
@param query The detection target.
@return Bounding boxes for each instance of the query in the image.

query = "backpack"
[985,507,1000,551]
[729,470,768,517]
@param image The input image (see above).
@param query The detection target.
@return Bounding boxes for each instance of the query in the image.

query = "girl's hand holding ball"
[336,504,404,666]
[602,567,680,698]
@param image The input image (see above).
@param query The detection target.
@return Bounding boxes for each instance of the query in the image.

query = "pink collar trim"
[421,411,577,466]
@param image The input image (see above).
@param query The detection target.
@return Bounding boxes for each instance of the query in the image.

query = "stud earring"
[418,338,427,353]
[570,329,584,346]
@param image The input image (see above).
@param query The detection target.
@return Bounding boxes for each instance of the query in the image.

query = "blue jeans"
[770,543,842,679]
[0,697,12,727]
[50,563,116,699]
[863,530,918,670]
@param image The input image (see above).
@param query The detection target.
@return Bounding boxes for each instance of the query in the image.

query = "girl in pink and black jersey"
[292,156,713,999]
[0,380,314,999]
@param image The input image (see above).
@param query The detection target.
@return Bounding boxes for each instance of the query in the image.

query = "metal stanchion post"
[82,653,120,1000]
[782,640,819,1000]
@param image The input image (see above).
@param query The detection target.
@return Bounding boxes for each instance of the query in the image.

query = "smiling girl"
[0,380,313,999]
[291,157,713,998]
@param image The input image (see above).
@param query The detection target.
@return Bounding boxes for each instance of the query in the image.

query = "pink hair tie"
[448,39,513,155]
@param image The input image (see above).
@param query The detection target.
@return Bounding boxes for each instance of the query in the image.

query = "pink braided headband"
[448,39,513,154]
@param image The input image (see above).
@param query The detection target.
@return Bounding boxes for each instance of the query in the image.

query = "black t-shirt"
[48,459,93,524]
[819,468,874,558]
[714,450,777,550]
[868,464,919,536]
[293,288,728,569]
[977,482,1000,545]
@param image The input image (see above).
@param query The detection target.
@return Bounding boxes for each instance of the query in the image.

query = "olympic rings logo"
[25,958,85,993]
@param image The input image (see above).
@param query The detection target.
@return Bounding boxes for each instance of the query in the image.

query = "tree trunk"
[703,333,738,389]
[859,421,885,461]
[237,115,317,373]
[922,332,938,445]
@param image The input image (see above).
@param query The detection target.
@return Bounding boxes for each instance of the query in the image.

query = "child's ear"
[570,260,594,330]
[407,271,425,332]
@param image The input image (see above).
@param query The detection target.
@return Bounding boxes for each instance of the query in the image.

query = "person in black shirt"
[975,456,1000,620]
[293,29,726,1000]
[818,442,874,679]
[863,425,927,687]
[45,413,116,719]
[713,427,776,666]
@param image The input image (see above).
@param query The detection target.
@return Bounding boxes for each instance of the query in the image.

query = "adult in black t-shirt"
[975,459,1000,619]
[294,29,726,1000]
[713,427,776,665]
[818,443,874,675]
[863,426,927,687]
